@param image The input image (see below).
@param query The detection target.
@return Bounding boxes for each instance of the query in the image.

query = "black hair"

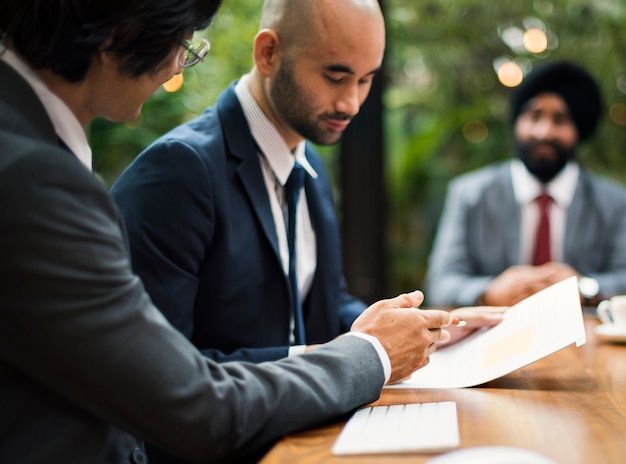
[0,0,223,82]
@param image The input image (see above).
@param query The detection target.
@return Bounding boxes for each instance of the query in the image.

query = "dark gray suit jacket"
[425,160,626,307]
[0,60,384,463]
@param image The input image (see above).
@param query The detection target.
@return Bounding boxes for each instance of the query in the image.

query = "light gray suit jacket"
[425,160,626,307]
[0,59,385,463]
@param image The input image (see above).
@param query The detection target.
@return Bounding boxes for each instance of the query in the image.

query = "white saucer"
[594,324,626,343]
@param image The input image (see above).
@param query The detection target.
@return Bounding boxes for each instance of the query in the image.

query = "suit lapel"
[217,84,281,261]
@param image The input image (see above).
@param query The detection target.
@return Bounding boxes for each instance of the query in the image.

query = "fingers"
[393,289,425,309]
[448,306,506,329]
[423,309,455,328]
[438,328,452,345]
[365,290,452,327]
[451,306,508,319]
[351,290,459,384]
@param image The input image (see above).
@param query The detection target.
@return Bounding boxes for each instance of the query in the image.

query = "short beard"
[270,55,352,146]
[516,140,576,183]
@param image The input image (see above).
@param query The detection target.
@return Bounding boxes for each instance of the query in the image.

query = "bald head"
[249,0,385,148]
[260,0,384,53]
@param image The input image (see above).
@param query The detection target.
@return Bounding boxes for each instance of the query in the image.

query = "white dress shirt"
[511,159,579,264]
[233,77,391,382]
[235,76,318,305]
[235,76,319,353]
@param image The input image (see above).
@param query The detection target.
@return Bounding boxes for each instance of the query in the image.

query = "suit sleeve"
[0,150,385,462]
[573,177,626,298]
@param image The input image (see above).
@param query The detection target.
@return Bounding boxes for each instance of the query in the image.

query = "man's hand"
[350,291,453,384]
[481,263,578,306]
[437,306,507,347]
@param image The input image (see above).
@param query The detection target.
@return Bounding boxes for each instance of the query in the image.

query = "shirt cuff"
[344,332,391,385]
[288,345,307,357]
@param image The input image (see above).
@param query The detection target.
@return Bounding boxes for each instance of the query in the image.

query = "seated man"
[0,1,480,463]
[425,60,626,308]
[112,0,501,368]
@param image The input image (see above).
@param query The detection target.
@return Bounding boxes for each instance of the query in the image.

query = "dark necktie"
[285,163,306,344]
[532,192,553,265]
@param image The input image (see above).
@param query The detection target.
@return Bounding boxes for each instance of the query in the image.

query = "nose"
[335,84,361,116]
[530,117,557,141]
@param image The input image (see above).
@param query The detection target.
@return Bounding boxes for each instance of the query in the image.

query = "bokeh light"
[499,26,526,54]
[462,120,489,143]
[163,74,184,93]
[609,103,626,126]
[497,61,524,87]
[523,28,548,53]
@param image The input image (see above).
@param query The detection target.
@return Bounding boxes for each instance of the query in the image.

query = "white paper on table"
[386,276,586,389]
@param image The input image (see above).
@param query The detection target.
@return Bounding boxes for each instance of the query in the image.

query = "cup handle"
[597,300,613,325]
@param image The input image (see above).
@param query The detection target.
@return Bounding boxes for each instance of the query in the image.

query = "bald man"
[1,0,497,462]
[111,1,383,461]
[112,0,385,365]
[112,0,497,373]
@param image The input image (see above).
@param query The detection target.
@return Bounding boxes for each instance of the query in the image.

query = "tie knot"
[536,192,552,207]
[285,163,305,193]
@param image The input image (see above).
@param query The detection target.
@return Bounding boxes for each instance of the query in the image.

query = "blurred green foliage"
[90,0,626,297]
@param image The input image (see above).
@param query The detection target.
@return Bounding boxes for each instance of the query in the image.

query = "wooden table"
[260,313,626,463]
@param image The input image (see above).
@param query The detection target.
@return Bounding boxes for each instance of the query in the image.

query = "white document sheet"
[387,276,586,389]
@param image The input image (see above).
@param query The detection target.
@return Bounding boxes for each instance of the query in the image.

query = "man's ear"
[253,29,281,76]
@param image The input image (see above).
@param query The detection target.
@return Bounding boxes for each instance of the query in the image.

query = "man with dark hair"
[0,1,459,463]
[425,60,626,308]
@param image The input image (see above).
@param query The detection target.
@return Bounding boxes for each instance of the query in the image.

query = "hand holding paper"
[388,276,586,389]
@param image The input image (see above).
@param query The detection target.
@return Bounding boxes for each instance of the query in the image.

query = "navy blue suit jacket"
[112,83,366,363]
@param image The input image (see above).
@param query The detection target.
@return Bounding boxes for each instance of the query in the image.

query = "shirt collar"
[234,75,317,185]
[1,48,92,171]
[511,159,579,208]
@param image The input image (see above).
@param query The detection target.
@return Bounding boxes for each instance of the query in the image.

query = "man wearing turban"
[425,60,626,308]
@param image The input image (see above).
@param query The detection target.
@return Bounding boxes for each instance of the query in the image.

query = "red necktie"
[532,193,552,265]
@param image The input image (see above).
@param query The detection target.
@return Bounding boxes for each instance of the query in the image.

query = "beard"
[269,56,352,146]
[515,139,576,183]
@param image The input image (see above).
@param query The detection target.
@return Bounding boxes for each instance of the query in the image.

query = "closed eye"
[323,63,379,86]
[324,73,377,86]
[325,74,345,84]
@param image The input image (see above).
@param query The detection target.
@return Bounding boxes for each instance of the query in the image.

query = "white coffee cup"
[597,295,626,329]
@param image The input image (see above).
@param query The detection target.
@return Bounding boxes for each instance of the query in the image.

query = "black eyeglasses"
[179,38,211,68]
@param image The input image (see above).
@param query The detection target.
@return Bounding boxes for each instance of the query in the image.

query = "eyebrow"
[523,103,571,117]
[325,64,381,76]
